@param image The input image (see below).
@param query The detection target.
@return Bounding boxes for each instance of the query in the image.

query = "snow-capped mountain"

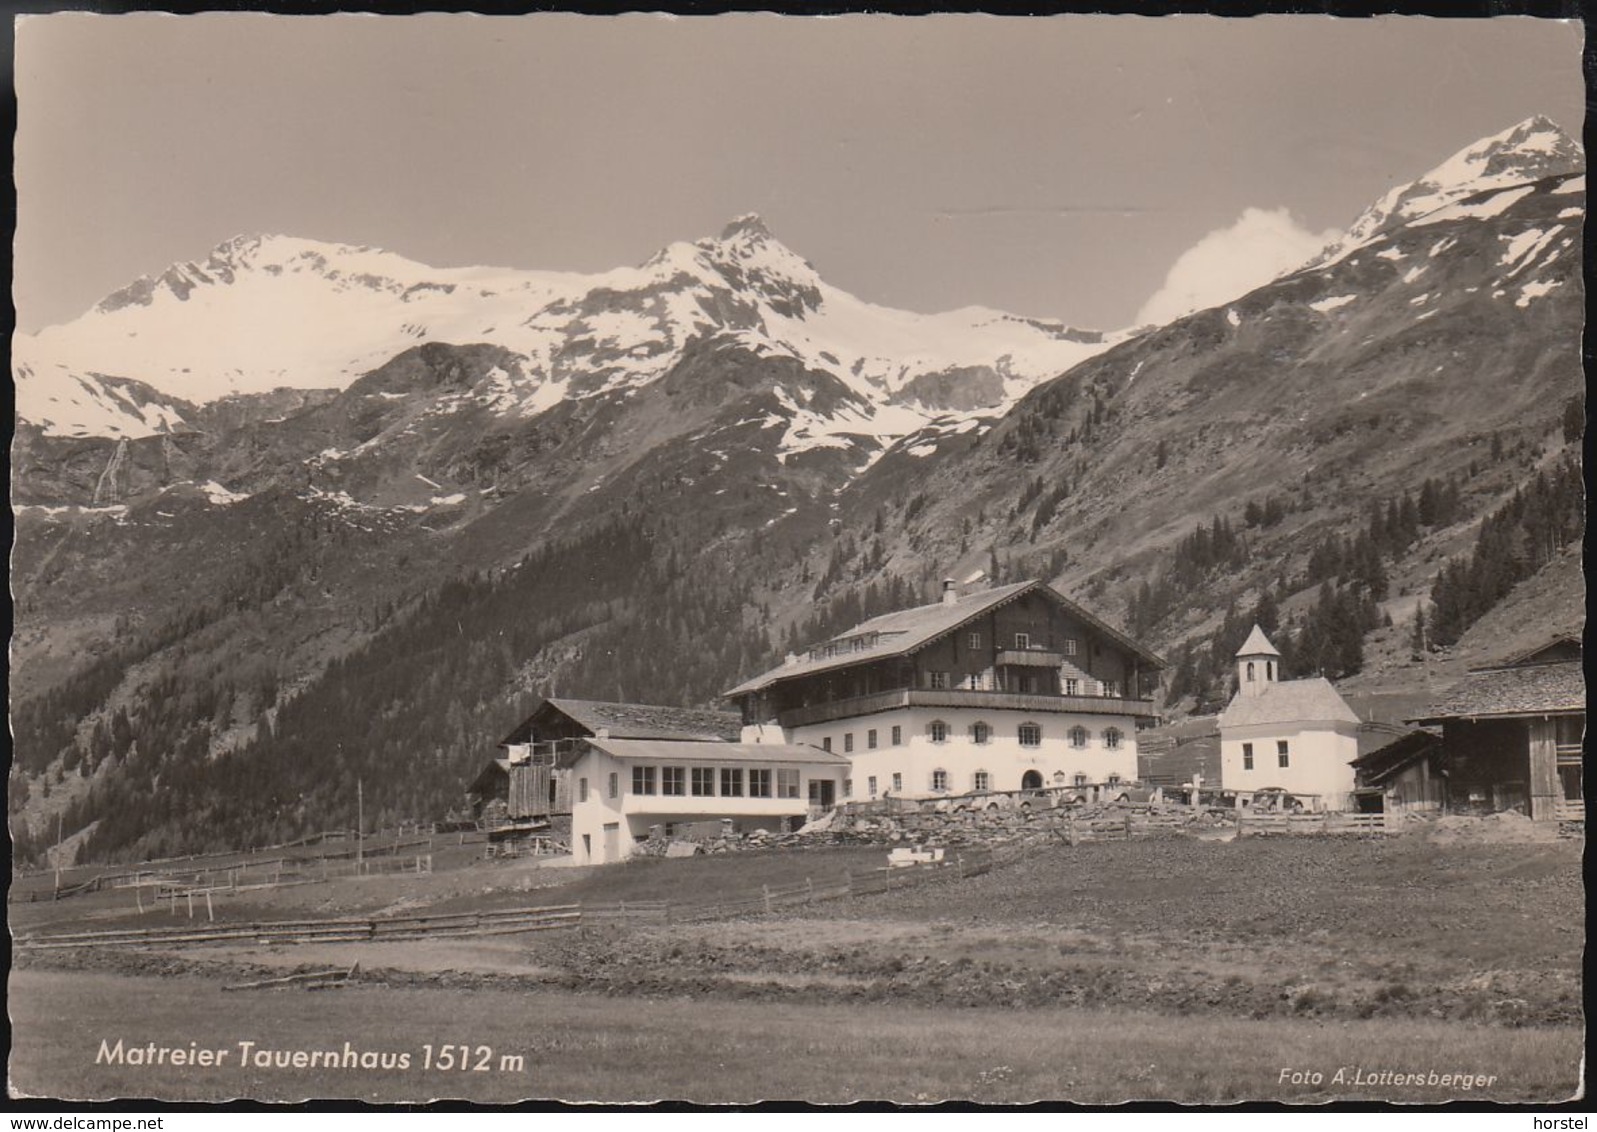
[14,216,1116,443]
[1309,115,1582,267]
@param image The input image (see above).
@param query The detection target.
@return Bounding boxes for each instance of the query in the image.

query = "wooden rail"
[14,904,583,950]
[1237,811,1386,836]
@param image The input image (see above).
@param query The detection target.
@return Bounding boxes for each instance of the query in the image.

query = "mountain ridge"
[8,118,1585,865]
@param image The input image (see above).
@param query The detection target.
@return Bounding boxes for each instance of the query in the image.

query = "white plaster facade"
[565,737,849,865]
[743,703,1141,800]
[1218,722,1360,809]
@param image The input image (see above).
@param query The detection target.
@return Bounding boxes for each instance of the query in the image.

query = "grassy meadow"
[8,969,1581,1105]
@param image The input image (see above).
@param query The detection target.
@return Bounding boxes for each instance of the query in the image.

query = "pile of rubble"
[632,800,1232,858]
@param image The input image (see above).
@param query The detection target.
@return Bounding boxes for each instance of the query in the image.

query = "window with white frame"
[973,770,991,792]
[891,772,902,794]
[777,768,800,799]
[632,765,658,795]
[1073,772,1089,788]
[1242,742,1254,771]
[822,737,833,753]
[1068,726,1089,749]
[608,772,619,799]
[579,777,589,803]
[842,778,853,799]
[1018,722,1042,747]
[1104,728,1123,750]
[1107,773,1122,787]
[968,631,982,650]
[749,768,772,798]
[1064,638,1078,656]
[844,733,855,753]
[868,776,879,799]
[1064,678,1080,696]
[720,767,744,796]
[867,729,878,750]
[1014,632,1031,649]
[691,767,716,796]
[1278,740,1290,768]
[929,671,950,690]
[929,720,950,743]
[891,725,903,746]
[662,767,685,796]
[931,768,949,792]
[970,721,991,744]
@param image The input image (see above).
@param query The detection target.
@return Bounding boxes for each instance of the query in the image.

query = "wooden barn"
[1408,637,1584,822]
[1350,728,1445,815]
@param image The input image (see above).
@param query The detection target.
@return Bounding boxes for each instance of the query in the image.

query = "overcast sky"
[13,13,1585,334]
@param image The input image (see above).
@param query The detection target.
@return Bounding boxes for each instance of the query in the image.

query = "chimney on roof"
[942,578,959,605]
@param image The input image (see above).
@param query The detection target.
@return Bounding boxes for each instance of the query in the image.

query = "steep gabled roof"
[723,579,1164,697]
[1218,677,1361,729]
[1236,625,1281,657]
[1411,660,1584,722]
[499,698,742,746]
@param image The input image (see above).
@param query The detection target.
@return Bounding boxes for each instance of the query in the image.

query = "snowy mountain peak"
[719,213,774,241]
[1310,116,1583,267]
[1423,116,1581,192]
[18,215,1118,443]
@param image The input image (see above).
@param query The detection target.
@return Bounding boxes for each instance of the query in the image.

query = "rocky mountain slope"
[9,118,1583,864]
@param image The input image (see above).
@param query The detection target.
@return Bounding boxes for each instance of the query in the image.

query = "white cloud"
[1135,207,1340,327]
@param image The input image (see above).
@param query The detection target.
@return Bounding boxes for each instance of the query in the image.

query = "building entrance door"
[602,822,620,862]
[1021,770,1043,790]
[809,779,836,809]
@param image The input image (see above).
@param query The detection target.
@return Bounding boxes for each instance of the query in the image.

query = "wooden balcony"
[776,687,1159,729]
[995,648,1064,667]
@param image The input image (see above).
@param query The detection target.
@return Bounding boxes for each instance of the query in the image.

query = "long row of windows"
[930,721,1123,749]
[962,631,1082,654]
[578,766,802,802]
[822,721,1124,752]
[848,769,1125,799]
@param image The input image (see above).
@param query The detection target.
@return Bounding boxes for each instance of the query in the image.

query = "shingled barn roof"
[1412,660,1584,723]
[499,698,742,746]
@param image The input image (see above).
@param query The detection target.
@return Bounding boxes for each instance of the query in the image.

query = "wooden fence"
[1236,811,1386,837]
[15,904,583,950]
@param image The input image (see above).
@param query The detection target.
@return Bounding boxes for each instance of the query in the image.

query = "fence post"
[762,885,772,915]
[806,877,814,904]
[206,890,214,922]
[956,854,964,878]
[843,871,853,896]
[1123,814,1132,840]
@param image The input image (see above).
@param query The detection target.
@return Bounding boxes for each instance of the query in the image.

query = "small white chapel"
[1216,625,1361,811]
